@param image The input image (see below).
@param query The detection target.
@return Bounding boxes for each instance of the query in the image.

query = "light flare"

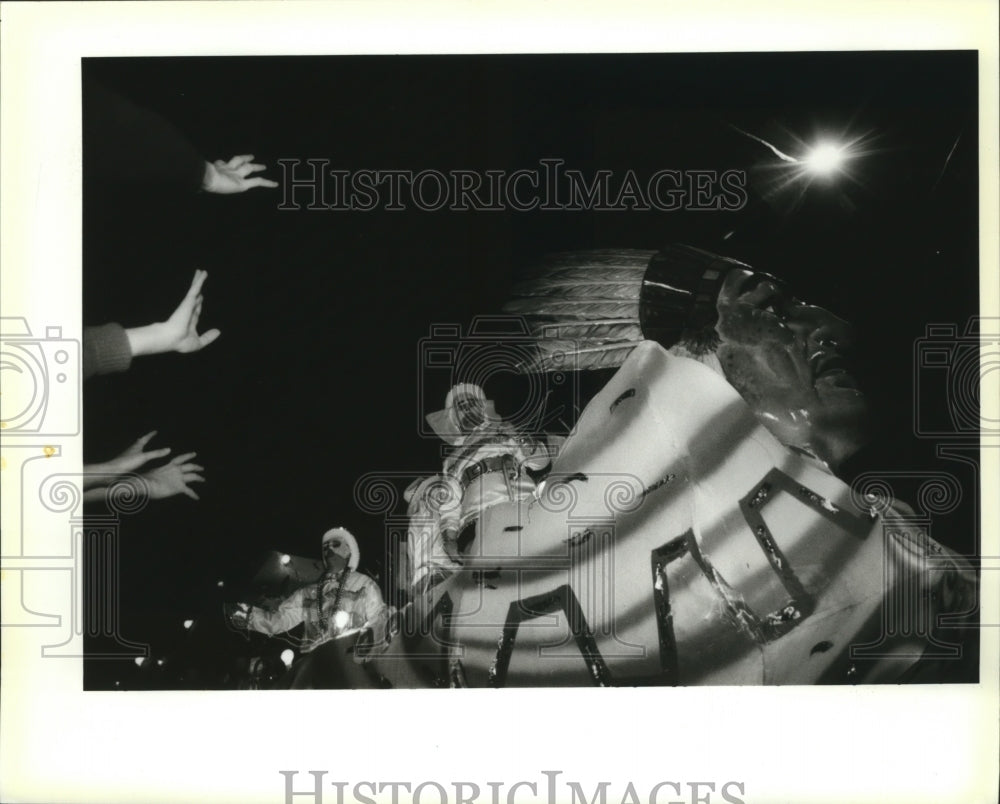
[729,121,880,210]
[803,142,846,175]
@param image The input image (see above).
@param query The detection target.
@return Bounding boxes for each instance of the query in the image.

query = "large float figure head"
[506,244,872,473]
[712,266,870,471]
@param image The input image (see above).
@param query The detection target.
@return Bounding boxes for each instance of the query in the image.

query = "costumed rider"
[425,383,552,570]
[226,527,388,685]
[404,473,464,595]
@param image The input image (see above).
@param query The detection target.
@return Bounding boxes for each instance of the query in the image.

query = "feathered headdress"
[502,245,748,373]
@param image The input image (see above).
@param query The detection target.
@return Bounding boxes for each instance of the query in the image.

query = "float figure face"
[453,394,486,432]
[713,268,872,470]
[322,537,351,571]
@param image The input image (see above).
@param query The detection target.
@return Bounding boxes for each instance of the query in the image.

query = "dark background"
[81,52,979,688]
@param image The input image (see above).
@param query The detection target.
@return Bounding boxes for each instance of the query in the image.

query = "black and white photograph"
[1,2,997,803]
[78,50,982,691]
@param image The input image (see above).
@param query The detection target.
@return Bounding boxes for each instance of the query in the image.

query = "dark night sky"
[81,52,979,687]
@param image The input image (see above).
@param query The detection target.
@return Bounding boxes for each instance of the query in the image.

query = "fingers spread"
[183,486,201,501]
[183,473,206,484]
[171,452,197,465]
[226,154,254,168]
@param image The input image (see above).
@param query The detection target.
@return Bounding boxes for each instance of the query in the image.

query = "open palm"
[161,269,221,353]
[142,452,205,500]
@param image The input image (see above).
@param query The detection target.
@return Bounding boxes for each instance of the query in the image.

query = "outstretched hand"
[141,451,205,500]
[162,269,221,354]
[83,430,172,488]
[202,154,279,194]
[108,430,171,473]
[126,269,221,357]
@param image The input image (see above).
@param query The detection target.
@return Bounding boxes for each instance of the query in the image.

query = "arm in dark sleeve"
[83,323,133,380]
[83,79,208,192]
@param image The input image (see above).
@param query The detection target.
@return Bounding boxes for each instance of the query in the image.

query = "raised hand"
[141,451,205,500]
[202,154,279,194]
[83,430,171,489]
[126,269,221,357]
[161,269,221,354]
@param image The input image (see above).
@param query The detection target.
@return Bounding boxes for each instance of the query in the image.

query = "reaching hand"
[141,451,205,500]
[126,270,221,357]
[202,154,279,194]
[107,430,171,473]
[83,431,171,488]
[162,269,221,354]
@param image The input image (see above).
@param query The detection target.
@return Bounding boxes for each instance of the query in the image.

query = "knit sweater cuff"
[83,323,133,380]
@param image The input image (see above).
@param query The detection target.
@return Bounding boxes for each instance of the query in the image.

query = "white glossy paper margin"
[1,2,997,803]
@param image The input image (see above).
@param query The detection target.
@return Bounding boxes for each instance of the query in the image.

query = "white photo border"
[1,2,998,803]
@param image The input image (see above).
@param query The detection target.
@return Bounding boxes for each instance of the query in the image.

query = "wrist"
[82,465,110,488]
[200,161,217,192]
[125,322,168,357]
